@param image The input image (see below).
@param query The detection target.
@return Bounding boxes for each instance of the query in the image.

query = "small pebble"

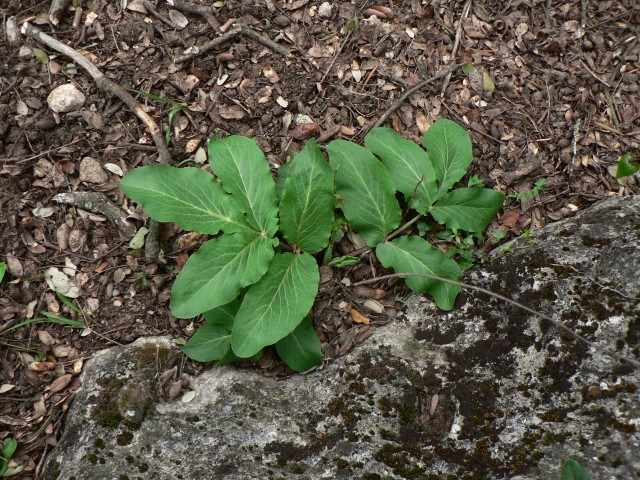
[47,83,86,113]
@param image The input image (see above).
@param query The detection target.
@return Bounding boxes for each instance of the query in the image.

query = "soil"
[0,0,638,477]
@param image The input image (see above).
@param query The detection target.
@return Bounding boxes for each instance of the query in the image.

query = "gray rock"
[43,197,640,480]
[47,83,86,113]
[79,157,109,184]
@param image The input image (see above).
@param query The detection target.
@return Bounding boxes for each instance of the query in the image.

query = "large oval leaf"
[421,119,473,200]
[208,136,279,236]
[275,316,322,372]
[560,459,592,480]
[279,140,334,254]
[171,232,277,318]
[375,236,461,310]
[231,252,319,358]
[120,164,251,235]
[327,140,401,246]
[365,128,437,213]
[431,188,505,232]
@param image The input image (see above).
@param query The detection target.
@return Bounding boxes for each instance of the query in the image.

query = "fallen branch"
[22,23,172,164]
[363,63,462,135]
[174,26,290,63]
[170,0,221,32]
[53,192,137,237]
[354,272,640,369]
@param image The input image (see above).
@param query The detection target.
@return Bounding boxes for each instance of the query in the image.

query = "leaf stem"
[386,214,423,242]
[353,272,640,369]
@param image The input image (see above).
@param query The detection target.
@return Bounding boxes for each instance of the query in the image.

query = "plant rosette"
[120,119,504,372]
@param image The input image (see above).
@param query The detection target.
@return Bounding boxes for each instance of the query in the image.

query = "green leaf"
[203,299,240,329]
[560,459,591,480]
[327,255,360,267]
[209,136,279,235]
[183,301,240,363]
[171,232,277,318]
[276,316,322,372]
[121,165,251,235]
[376,236,461,310]
[421,119,473,199]
[327,140,401,246]
[166,106,184,145]
[0,262,6,284]
[365,128,438,213]
[1,438,17,459]
[231,252,319,358]
[616,154,640,179]
[430,188,505,233]
[279,140,335,253]
[183,323,232,362]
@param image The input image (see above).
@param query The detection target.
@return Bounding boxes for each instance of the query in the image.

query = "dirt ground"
[1,0,638,477]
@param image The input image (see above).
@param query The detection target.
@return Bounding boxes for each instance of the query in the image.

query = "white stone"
[318,2,332,18]
[47,83,86,113]
[79,157,109,184]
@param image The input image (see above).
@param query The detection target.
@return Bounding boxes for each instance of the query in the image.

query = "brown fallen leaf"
[50,373,72,393]
[29,361,56,372]
[351,308,370,324]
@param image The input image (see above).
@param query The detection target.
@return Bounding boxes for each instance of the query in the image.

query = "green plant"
[507,178,547,200]
[560,458,591,480]
[0,262,6,283]
[0,437,18,477]
[128,88,185,145]
[120,119,504,371]
[615,153,640,179]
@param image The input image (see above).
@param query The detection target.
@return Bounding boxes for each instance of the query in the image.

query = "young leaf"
[560,459,591,480]
[1,438,17,459]
[327,140,401,246]
[421,119,473,199]
[171,232,277,318]
[208,136,279,236]
[231,252,319,358]
[376,236,461,310]
[203,299,241,329]
[430,188,505,233]
[121,165,251,235]
[279,140,335,254]
[616,153,640,179]
[183,323,232,362]
[0,262,6,283]
[275,316,323,372]
[183,299,241,362]
[365,128,438,213]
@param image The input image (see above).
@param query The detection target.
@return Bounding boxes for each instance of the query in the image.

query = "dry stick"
[366,64,462,134]
[174,26,290,64]
[22,23,172,165]
[143,0,181,29]
[53,192,137,237]
[170,0,221,32]
[353,272,640,369]
[440,0,472,97]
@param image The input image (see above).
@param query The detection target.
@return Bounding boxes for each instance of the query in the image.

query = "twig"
[353,272,639,368]
[316,30,353,96]
[49,0,71,26]
[170,0,221,32]
[53,191,137,237]
[22,23,172,164]
[174,26,290,63]
[365,63,462,134]
[143,0,180,29]
[440,0,472,97]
